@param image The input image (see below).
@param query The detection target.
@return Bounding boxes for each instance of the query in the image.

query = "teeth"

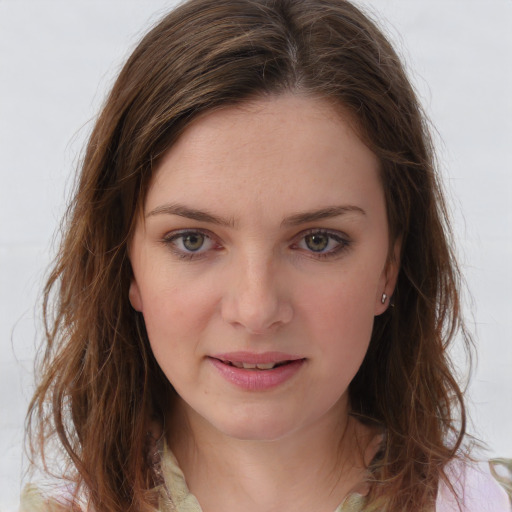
[255,362,276,370]
[228,361,278,370]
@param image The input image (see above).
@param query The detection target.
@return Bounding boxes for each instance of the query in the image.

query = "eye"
[304,233,330,252]
[293,230,349,258]
[163,230,219,258]
[181,232,206,252]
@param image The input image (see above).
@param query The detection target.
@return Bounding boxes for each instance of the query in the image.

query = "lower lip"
[208,358,305,391]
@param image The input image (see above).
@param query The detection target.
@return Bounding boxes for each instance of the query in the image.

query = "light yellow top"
[156,448,366,512]
[20,443,367,512]
[20,450,512,512]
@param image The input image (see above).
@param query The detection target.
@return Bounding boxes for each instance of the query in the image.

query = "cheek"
[139,275,219,356]
[297,273,377,359]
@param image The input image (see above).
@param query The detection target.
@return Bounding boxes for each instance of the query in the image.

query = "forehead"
[145,94,382,219]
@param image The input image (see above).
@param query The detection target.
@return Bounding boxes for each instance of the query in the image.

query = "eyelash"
[162,229,220,260]
[291,229,351,259]
[161,228,351,261]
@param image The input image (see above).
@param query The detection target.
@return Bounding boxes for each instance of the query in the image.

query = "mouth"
[208,353,305,390]
[214,359,295,370]
[209,352,305,371]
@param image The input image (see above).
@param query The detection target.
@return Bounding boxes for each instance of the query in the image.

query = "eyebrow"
[146,203,236,227]
[146,203,365,227]
[281,205,366,226]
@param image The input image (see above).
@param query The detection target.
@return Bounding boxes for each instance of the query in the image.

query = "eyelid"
[290,228,351,258]
[162,227,215,241]
[161,228,222,259]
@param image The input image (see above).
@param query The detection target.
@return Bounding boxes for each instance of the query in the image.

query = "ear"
[129,279,143,312]
[374,239,401,316]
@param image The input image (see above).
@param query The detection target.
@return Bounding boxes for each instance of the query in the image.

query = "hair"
[26,0,471,511]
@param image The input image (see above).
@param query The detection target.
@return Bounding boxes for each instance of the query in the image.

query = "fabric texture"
[436,458,511,512]
[157,447,367,512]
[20,449,512,511]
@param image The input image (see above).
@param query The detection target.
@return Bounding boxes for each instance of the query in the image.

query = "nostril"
[220,290,293,333]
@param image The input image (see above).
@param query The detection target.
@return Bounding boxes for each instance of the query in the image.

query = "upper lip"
[210,351,304,364]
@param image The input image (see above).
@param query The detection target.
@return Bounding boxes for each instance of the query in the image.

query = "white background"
[0,1,511,510]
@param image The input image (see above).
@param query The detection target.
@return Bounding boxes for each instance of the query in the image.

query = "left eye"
[304,233,330,252]
[295,231,348,255]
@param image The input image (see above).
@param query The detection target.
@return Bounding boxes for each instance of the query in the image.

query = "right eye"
[163,230,219,259]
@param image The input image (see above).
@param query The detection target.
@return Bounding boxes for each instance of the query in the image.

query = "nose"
[220,252,293,334]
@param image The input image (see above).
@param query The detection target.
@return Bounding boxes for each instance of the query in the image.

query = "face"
[129,95,398,442]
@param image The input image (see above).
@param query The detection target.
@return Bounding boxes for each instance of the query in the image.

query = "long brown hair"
[27,1,470,510]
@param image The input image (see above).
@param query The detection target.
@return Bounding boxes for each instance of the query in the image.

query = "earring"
[381,293,387,304]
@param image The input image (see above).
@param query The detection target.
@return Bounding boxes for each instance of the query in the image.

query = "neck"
[167,399,378,512]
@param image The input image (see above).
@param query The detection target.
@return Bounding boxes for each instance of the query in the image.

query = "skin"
[129,94,399,512]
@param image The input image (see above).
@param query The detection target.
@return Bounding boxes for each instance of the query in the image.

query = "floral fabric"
[20,451,512,511]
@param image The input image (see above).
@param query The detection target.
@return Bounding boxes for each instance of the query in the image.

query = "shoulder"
[20,483,83,512]
[436,458,511,512]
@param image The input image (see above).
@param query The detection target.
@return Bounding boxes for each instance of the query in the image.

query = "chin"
[208,403,306,442]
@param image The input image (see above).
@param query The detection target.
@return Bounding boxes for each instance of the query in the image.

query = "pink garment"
[436,460,511,511]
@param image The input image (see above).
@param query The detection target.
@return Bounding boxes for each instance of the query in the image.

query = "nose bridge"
[222,246,292,333]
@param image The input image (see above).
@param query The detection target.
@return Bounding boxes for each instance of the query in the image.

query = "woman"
[22,0,511,511]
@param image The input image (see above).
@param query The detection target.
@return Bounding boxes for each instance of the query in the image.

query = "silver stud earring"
[381,293,387,304]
